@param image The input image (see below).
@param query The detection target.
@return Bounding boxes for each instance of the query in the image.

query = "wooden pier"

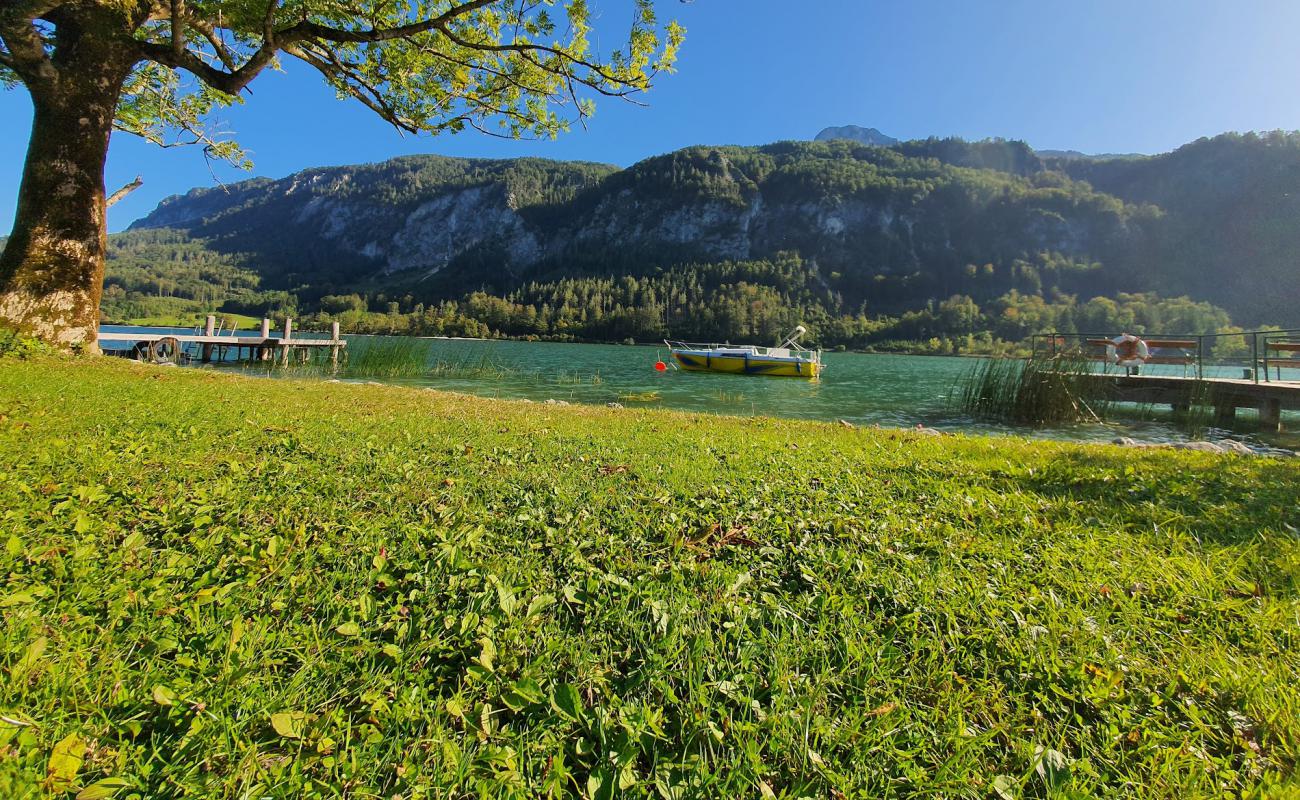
[1026,329,1300,432]
[99,316,346,366]
[1082,373,1300,431]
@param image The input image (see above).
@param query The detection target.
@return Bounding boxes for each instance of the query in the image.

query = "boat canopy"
[779,325,810,351]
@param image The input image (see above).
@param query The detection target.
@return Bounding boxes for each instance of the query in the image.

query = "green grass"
[103,312,264,330]
[1,357,1298,798]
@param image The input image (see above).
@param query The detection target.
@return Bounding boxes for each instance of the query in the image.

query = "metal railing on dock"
[1025,328,1300,431]
[1028,328,1300,384]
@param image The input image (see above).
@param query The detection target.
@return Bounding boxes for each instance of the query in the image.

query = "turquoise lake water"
[101,326,1297,446]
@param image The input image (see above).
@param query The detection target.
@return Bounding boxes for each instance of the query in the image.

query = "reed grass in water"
[345,339,519,380]
[1177,378,1216,438]
[240,337,518,381]
[617,390,661,403]
[426,353,515,380]
[956,354,1107,425]
[551,369,604,386]
[341,337,430,379]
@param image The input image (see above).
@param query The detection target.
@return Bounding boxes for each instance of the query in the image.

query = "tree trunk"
[0,52,131,351]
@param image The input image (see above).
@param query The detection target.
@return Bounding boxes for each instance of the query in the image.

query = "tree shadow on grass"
[1013,448,1300,550]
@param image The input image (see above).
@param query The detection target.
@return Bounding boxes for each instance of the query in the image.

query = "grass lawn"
[0,357,1297,798]
[101,312,265,330]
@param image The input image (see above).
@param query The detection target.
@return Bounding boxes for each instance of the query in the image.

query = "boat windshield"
[665,340,819,362]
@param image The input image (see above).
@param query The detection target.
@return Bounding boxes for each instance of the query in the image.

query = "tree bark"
[0,39,132,351]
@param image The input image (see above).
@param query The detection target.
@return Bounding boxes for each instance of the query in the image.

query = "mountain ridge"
[813,125,899,147]
[812,123,1146,161]
[115,131,1300,339]
[130,139,1147,304]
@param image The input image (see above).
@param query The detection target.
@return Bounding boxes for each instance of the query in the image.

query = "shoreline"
[113,354,1300,456]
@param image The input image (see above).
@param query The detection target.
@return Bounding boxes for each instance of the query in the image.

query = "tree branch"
[3,1,67,20]
[418,44,563,109]
[169,0,184,59]
[135,37,274,94]
[106,175,143,208]
[185,15,235,71]
[285,0,499,45]
[135,0,501,96]
[261,0,279,44]
[0,15,56,86]
[433,25,633,93]
[135,0,661,144]
[285,42,420,133]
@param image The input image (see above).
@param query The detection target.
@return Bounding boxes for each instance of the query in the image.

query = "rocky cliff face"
[367,185,544,275]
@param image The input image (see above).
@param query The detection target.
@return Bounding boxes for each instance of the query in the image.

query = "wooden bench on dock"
[1083,338,1199,366]
[1264,339,1300,378]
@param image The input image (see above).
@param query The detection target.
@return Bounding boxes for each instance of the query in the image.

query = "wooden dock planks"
[98,318,345,365]
[1081,373,1300,431]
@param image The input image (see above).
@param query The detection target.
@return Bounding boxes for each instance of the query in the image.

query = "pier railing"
[1028,329,1300,384]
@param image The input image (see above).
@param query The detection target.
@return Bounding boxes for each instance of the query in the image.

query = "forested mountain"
[127,141,1152,310]
[86,131,1300,346]
[1044,132,1300,325]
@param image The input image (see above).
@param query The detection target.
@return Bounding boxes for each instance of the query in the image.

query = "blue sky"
[4,0,1300,232]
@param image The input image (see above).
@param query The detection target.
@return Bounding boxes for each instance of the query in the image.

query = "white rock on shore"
[1111,437,1283,456]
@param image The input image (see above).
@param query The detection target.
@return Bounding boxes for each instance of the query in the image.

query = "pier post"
[259,318,271,361]
[201,315,215,362]
[1259,398,1282,433]
[1214,401,1236,427]
[330,322,341,367]
[281,318,293,365]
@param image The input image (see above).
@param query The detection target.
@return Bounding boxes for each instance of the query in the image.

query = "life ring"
[150,336,181,364]
[1106,334,1149,367]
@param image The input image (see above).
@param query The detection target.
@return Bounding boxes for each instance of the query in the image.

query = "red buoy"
[654,361,667,372]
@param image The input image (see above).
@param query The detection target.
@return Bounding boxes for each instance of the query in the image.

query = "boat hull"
[671,352,820,378]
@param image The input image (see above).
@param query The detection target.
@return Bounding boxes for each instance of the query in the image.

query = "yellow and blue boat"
[666,326,822,379]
